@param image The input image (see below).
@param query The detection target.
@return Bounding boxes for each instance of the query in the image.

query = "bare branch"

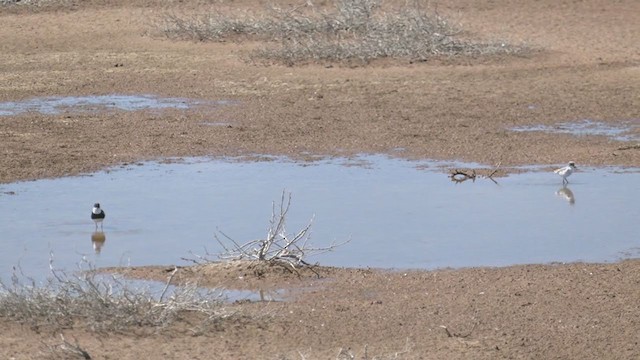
[487,162,502,179]
[159,267,179,303]
[207,190,348,269]
[449,163,501,184]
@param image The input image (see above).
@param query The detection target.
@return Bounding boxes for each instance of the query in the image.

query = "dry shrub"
[0,258,227,333]
[188,191,348,274]
[158,0,529,65]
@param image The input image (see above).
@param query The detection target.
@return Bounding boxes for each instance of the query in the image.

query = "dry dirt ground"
[1,0,639,358]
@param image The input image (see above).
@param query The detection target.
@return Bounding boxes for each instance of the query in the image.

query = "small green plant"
[158,0,528,65]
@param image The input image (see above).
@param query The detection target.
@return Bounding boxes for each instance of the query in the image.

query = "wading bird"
[554,161,577,185]
[91,203,106,230]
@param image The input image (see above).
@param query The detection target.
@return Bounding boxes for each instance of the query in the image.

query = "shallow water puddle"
[0,94,229,116]
[511,119,639,141]
[1,156,639,283]
[88,275,286,303]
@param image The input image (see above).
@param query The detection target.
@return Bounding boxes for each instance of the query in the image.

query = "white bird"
[91,203,106,230]
[554,161,577,184]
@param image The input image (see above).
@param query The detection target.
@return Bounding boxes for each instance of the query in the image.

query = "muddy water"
[511,119,639,141]
[86,274,286,303]
[0,94,230,116]
[1,156,639,283]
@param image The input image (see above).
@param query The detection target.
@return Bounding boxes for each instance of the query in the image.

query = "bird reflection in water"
[556,185,575,205]
[91,231,106,254]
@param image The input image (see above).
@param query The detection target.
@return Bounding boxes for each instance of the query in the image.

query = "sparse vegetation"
[0,258,227,333]
[158,0,528,65]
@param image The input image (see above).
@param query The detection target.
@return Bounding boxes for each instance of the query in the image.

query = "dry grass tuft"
[0,258,228,333]
[157,0,529,65]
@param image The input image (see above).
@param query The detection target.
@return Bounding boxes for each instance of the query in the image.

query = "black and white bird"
[554,161,577,185]
[91,203,106,230]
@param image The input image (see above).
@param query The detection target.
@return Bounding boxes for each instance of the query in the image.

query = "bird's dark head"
[94,203,100,208]
[569,161,576,168]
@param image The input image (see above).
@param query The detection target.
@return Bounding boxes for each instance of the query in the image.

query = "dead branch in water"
[449,169,477,183]
[449,162,501,184]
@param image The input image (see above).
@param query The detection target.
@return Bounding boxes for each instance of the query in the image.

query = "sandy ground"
[1,0,640,358]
